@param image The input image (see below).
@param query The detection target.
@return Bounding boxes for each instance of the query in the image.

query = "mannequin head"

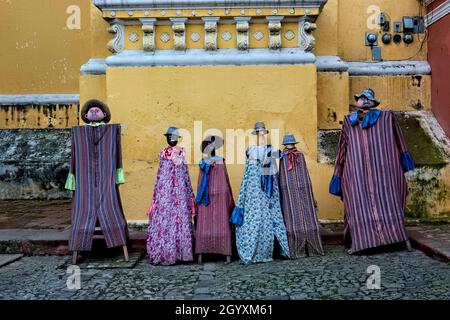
[256,131,267,145]
[80,99,111,124]
[285,143,295,149]
[252,122,269,145]
[164,126,181,147]
[201,135,224,158]
[166,134,179,147]
[354,88,380,112]
[282,133,299,149]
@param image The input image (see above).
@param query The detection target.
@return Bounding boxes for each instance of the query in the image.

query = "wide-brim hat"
[201,135,224,153]
[282,133,299,145]
[251,121,269,135]
[163,126,181,138]
[354,88,380,107]
[81,99,111,124]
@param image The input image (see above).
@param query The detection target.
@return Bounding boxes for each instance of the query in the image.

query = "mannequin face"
[85,107,106,122]
[355,97,375,110]
[285,144,295,149]
[166,134,179,147]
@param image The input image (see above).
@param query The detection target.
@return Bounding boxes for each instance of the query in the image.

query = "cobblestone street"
[0,246,448,300]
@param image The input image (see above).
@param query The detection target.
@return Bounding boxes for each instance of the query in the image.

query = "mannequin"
[146,126,196,265]
[195,136,234,264]
[330,88,415,254]
[65,99,129,264]
[279,133,324,258]
[231,122,290,264]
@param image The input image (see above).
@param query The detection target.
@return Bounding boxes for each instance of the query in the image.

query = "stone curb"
[0,229,343,256]
[407,229,450,263]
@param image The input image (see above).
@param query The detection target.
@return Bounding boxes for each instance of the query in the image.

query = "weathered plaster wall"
[349,75,432,111]
[0,129,71,200]
[105,65,318,221]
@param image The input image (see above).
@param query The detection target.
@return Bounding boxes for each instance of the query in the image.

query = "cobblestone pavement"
[0,246,448,300]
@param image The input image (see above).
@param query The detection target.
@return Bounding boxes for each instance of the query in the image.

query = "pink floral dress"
[146,146,196,265]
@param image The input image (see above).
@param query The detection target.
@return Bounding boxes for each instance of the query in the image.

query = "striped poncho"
[329,109,415,253]
[66,124,128,251]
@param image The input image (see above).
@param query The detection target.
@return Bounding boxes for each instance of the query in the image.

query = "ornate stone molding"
[235,17,250,51]
[94,0,328,10]
[202,17,219,51]
[107,19,125,54]
[170,18,187,50]
[267,16,283,50]
[140,18,157,52]
[298,17,316,52]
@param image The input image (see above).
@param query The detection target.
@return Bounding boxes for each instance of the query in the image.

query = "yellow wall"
[350,75,431,111]
[0,0,94,94]
[315,0,338,56]
[79,74,107,113]
[317,72,349,129]
[0,104,79,128]
[105,65,322,220]
[337,0,427,61]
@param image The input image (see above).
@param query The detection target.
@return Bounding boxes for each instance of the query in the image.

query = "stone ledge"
[0,94,79,106]
[106,48,316,67]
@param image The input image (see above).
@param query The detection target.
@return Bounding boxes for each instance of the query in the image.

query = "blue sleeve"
[400,151,416,173]
[329,175,342,197]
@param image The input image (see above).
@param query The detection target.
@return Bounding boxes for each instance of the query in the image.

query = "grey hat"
[251,122,269,135]
[163,126,181,138]
[282,133,299,145]
[354,88,380,107]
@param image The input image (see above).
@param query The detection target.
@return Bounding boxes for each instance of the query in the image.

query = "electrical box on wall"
[394,21,402,33]
[402,16,425,33]
[372,47,382,61]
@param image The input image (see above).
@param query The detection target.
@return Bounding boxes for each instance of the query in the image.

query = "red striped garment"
[195,158,235,256]
[68,124,128,251]
[279,148,324,257]
[330,110,415,253]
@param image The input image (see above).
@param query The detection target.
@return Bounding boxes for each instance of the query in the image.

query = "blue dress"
[234,145,290,264]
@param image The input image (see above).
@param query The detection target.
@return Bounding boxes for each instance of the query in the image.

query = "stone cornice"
[93,0,328,10]
[0,94,79,105]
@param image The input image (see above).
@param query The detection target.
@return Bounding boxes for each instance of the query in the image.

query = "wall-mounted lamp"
[393,34,402,45]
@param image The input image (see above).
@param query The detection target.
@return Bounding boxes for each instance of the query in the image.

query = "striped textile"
[195,158,235,256]
[330,110,414,253]
[279,148,324,257]
[68,124,128,251]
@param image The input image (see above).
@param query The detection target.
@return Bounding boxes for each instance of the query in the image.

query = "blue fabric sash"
[400,151,416,172]
[350,109,382,129]
[260,145,274,198]
[329,175,342,197]
[195,159,211,206]
[260,173,273,198]
[230,207,244,226]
